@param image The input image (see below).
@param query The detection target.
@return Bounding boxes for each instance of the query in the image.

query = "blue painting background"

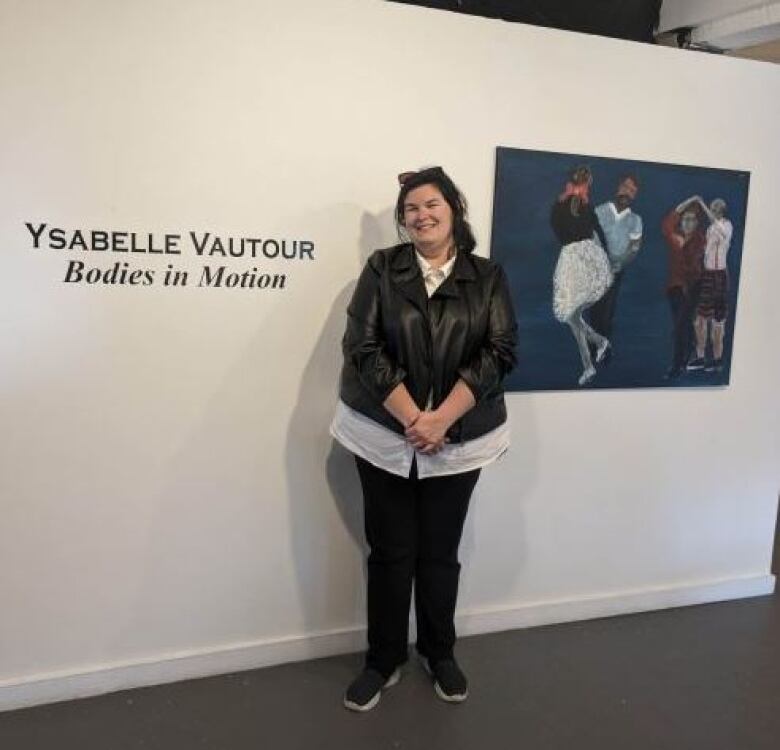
[489,147,750,391]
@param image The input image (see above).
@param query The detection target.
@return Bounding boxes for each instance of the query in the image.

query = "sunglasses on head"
[397,166,444,186]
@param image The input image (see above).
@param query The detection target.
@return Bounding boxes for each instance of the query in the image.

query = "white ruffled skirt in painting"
[552,238,613,323]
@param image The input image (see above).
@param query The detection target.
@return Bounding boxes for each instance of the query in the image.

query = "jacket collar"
[387,243,476,319]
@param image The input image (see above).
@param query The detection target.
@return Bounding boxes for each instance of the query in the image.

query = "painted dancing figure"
[550,165,612,386]
[685,197,732,373]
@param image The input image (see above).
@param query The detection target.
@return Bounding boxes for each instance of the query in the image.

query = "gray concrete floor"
[1,592,778,750]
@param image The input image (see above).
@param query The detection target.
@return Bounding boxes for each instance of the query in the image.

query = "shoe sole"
[420,657,468,703]
[343,668,401,712]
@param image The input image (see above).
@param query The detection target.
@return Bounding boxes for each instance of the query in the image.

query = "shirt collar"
[414,247,457,277]
[609,201,632,219]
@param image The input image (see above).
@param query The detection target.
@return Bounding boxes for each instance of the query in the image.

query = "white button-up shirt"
[703,217,733,270]
[329,247,510,478]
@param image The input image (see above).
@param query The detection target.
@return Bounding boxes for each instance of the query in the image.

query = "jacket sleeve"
[456,264,518,404]
[342,252,407,403]
[662,209,682,247]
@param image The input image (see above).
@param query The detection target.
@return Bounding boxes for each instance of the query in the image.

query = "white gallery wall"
[1,0,778,710]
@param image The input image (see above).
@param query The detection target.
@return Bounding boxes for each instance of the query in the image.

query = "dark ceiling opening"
[387,1,664,43]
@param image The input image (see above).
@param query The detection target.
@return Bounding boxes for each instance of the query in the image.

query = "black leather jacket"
[337,242,518,443]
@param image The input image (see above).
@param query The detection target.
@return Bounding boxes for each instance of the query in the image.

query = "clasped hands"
[404,409,451,454]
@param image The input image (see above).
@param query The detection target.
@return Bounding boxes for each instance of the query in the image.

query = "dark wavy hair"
[394,166,477,253]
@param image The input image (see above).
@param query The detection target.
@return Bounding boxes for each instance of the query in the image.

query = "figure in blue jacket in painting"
[550,165,613,386]
[587,175,643,351]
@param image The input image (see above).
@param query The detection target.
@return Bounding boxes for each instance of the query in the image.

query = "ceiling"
[658,0,780,62]
[387,1,780,64]
[730,38,780,61]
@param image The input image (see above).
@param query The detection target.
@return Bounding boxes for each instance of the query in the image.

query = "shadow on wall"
[285,207,398,647]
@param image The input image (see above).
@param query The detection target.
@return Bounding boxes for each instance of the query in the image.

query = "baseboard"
[1,572,774,712]
[454,572,776,636]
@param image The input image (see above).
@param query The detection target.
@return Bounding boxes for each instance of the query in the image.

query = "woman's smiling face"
[401,183,454,252]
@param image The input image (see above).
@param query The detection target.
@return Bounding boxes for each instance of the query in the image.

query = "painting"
[489,147,750,391]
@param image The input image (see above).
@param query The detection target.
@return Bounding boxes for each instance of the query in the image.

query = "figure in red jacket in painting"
[661,197,707,379]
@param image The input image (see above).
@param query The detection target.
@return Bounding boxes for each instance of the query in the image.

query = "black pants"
[354,453,482,678]
[588,268,624,339]
[667,287,697,369]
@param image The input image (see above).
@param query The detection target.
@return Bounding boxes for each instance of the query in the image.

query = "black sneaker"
[686,357,706,371]
[421,656,468,702]
[343,667,401,712]
[705,358,723,372]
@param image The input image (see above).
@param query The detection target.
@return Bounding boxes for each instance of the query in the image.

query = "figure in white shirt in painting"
[330,166,518,712]
[685,197,733,373]
[587,174,644,349]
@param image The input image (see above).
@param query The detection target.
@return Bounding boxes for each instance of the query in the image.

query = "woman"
[550,165,613,386]
[329,166,518,711]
